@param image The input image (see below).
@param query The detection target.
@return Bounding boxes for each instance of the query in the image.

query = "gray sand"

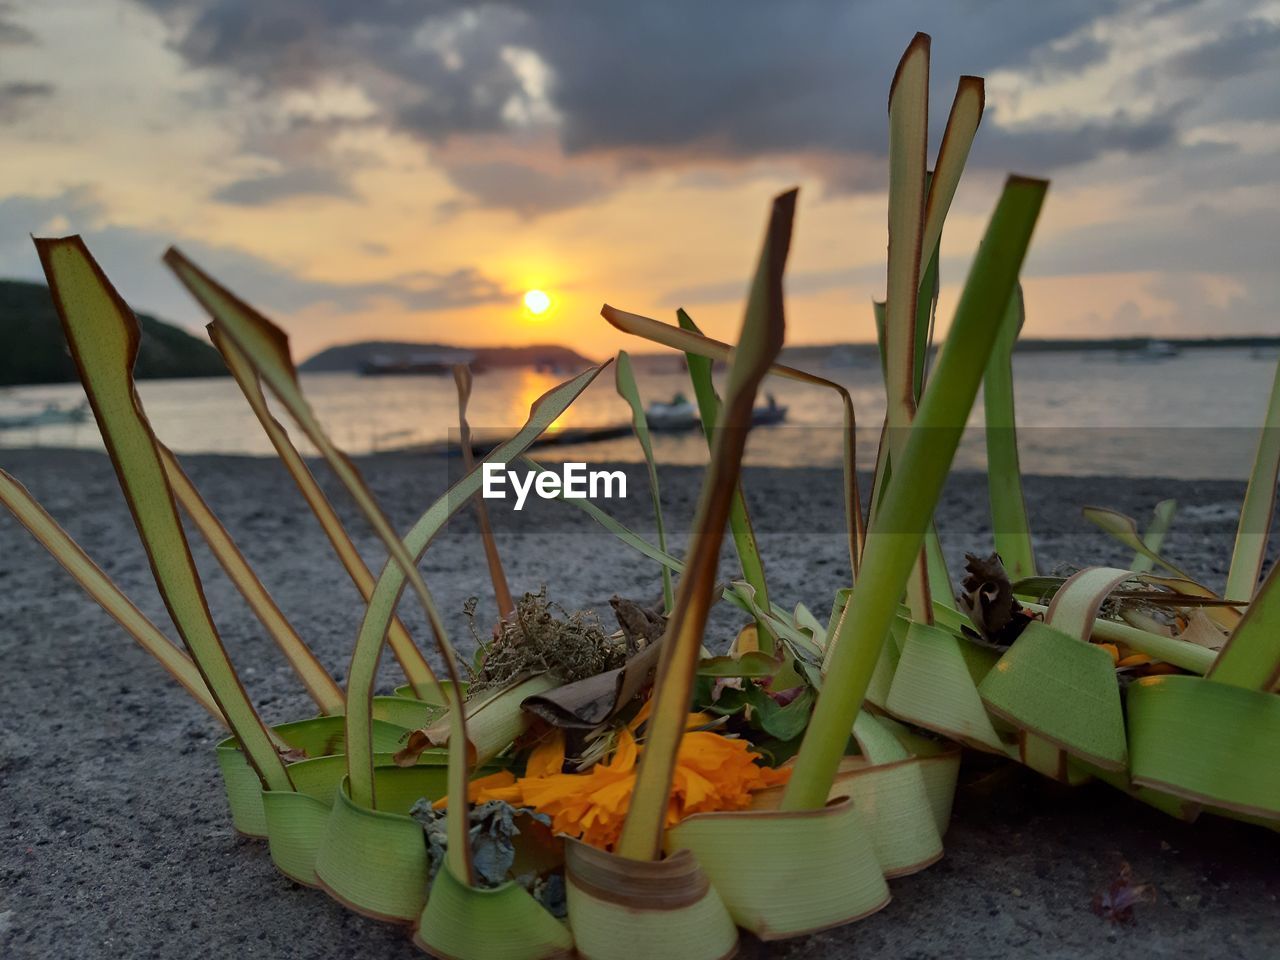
[1,448,1276,959]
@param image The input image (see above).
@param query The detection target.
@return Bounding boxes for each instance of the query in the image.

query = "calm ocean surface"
[2,347,1276,480]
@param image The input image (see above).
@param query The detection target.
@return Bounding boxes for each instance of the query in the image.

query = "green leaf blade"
[159,444,346,715]
[1132,499,1177,574]
[1211,562,1280,690]
[1225,353,1280,601]
[36,236,292,791]
[984,285,1037,580]
[616,189,793,860]
[676,308,774,649]
[614,349,674,612]
[209,325,439,697]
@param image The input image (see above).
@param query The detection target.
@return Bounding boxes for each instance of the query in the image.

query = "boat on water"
[752,394,788,426]
[645,393,788,432]
[0,399,90,430]
[646,393,700,432]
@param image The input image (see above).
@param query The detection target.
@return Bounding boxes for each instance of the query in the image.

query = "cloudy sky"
[1,0,1277,359]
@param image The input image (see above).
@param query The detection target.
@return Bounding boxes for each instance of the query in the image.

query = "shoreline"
[3,432,1269,484]
[1,447,1276,958]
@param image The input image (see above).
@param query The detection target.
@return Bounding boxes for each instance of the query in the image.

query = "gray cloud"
[143,0,533,136]
[0,2,34,46]
[1027,33,1109,78]
[361,267,512,311]
[388,5,536,142]
[0,187,513,327]
[1122,9,1280,125]
[522,2,1120,159]
[0,21,33,45]
[212,166,355,206]
[1132,138,1278,199]
[436,158,612,218]
[661,261,890,308]
[134,0,1171,212]
[1169,17,1280,80]
[1148,0,1205,15]
[973,109,1179,171]
[1027,202,1279,278]
[0,80,53,123]
[141,0,439,80]
[0,5,51,122]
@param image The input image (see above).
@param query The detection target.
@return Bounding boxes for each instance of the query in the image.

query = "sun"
[523,289,552,316]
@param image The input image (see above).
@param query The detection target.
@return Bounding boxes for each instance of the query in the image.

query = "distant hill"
[0,279,227,386]
[301,340,596,373]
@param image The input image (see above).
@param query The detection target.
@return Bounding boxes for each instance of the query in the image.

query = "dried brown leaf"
[959,552,1034,646]
[1091,861,1156,923]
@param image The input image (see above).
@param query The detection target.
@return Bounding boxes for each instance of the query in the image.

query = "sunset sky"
[1,0,1277,360]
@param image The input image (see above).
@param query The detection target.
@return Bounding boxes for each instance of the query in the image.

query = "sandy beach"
[1,447,1276,959]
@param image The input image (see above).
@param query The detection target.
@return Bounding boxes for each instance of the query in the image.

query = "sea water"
[1,347,1275,481]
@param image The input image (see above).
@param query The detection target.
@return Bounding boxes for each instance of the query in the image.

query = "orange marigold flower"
[471,716,790,851]
[432,769,518,810]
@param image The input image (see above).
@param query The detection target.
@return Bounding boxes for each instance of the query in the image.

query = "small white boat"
[646,394,699,432]
[645,393,789,432]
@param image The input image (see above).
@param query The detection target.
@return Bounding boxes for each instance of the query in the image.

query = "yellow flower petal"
[484,709,789,851]
[432,770,518,810]
[526,730,566,778]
